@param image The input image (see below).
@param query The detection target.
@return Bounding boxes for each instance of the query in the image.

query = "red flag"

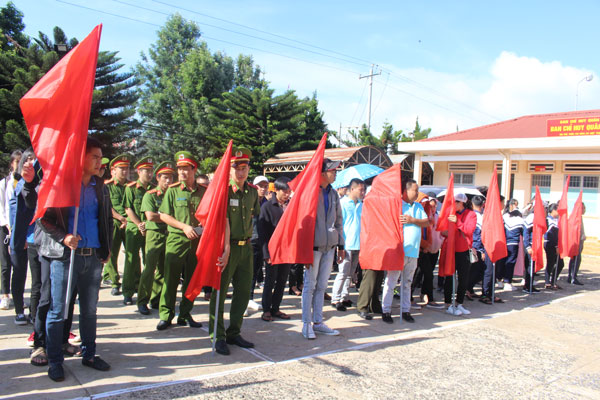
[185,140,233,300]
[531,186,547,272]
[567,190,583,258]
[358,164,404,271]
[20,25,102,222]
[557,176,570,259]
[482,167,507,263]
[436,173,456,277]
[268,133,327,265]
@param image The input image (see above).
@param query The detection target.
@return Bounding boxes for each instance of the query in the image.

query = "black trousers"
[288,264,304,290]
[10,247,28,315]
[33,255,76,348]
[357,269,384,314]
[444,251,470,305]
[0,226,11,295]
[568,250,583,281]
[28,245,42,323]
[418,251,439,301]
[250,240,264,298]
[545,244,564,285]
[523,251,537,290]
[262,263,291,313]
[467,255,485,294]
[481,251,495,298]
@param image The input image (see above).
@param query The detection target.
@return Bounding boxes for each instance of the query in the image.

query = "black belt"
[231,239,251,246]
[75,248,95,256]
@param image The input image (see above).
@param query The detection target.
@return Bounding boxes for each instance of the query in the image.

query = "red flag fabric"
[268,133,327,265]
[436,173,456,277]
[531,186,547,272]
[358,164,404,271]
[557,176,570,259]
[481,167,507,263]
[20,25,102,222]
[567,190,583,258]
[185,140,233,300]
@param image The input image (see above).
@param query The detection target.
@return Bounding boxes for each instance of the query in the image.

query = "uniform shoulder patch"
[104,178,114,184]
[147,188,159,194]
[127,181,137,187]
[248,182,258,189]
[199,183,208,188]
[169,182,181,188]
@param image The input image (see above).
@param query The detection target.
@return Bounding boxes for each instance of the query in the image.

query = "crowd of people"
[0,138,587,382]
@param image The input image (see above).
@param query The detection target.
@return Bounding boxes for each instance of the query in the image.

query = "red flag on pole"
[531,186,547,272]
[482,167,507,263]
[185,140,233,300]
[436,173,456,277]
[567,190,583,258]
[557,176,570,259]
[268,133,327,265]
[358,164,404,271]
[20,25,102,222]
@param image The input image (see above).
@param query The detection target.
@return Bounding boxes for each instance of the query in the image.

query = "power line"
[349,79,368,128]
[372,71,390,117]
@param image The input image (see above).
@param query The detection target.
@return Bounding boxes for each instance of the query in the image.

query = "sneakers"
[313,322,340,336]
[0,297,9,310]
[496,281,504,289]
[446,305,463,316]
[522,286,540,293]
[15,314,28,325]
[302,323,316,339]
[456,304,471,315]
[425,302,444,309]
[382,312,393,324]
[332,302,347,311]
[247,300,262,311]
[504,283,513,291]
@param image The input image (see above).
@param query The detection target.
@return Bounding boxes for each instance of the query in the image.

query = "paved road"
[1,255,599,399]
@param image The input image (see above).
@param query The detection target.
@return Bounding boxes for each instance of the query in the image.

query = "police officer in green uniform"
[122,157,155,305]
[156,151,206,330]
[137,161,174,315]
[210,148,260,356]
[103,154,131,295]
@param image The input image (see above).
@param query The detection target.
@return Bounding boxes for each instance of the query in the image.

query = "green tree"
[400,117,431,142]
[379,121,403,154]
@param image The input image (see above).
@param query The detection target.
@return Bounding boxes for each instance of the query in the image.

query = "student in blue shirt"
[331,178,366,311]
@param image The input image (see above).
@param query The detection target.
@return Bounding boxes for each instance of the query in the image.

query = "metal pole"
[491,262,495,305]
[399,269,403,324]
[552,252,560,287]
[212,289,221,355]
[359,65,381,133]
[529,257,534,294]
[452,270,456,310]
[63,207,79,320]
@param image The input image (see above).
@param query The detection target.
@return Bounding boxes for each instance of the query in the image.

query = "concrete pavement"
[1,254,599,399]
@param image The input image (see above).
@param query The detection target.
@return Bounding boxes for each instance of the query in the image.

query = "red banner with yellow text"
[547,117,600,137]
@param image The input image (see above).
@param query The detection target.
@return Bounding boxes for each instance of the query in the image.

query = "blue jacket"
[544,215,558,247]
[503,211,524,246]
[523,213,533,249]
[9,177,38,251]
[472,210,484,253]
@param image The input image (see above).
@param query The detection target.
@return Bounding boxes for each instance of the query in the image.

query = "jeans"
[382,256,418,314]
[302,249,335,324]
[331,250,359,303]
[34,256,76,349]
[0,226,11,295]
[568,249,583,281]
[10,247,28,315]
[262,263,291,313]
[46,251,102,366]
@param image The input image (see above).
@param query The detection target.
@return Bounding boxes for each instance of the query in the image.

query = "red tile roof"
[422,109,600,142]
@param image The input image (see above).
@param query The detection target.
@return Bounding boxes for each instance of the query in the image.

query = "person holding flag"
[104,154,132,296]
[136,161,174,315]
[522,197,543,293]
[567,196,585,286]
[208,148,260,354]
[443,192,476,316]
[544,203,561,290]
[156,151,206,330]
[38,137,114,381]
[300,158,344,339]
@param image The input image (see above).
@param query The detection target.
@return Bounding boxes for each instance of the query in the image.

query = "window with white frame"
[567,175,599,215]
[531,174,551,201]
[454,173,474,185]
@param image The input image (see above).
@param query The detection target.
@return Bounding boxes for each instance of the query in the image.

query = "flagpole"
[529,257,534,294]
[212,289,220,355]
[64,208,79,320]
[491,262,495,305]
[552,252,560,287]
[452,271,457,310]
[399,271,403,324]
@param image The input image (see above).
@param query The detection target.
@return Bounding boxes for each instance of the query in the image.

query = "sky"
[11,0,600,142]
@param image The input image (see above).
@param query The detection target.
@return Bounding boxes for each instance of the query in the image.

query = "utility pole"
[359,64,381,133]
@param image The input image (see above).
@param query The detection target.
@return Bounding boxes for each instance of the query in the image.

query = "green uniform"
[158,181,207,322]
[138,187,168,308]
[104,178,128,288]
[209,180,260,341]
[122,180,152,298]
